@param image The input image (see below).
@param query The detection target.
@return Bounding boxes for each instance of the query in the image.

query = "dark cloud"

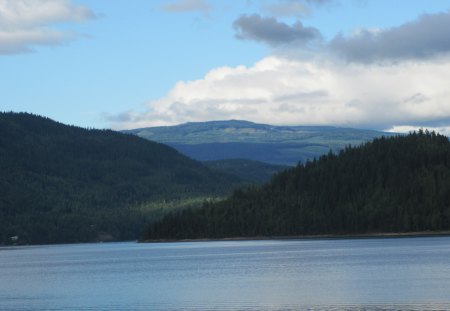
[233,14,322,46]
[405,117,450,128]
[329,11,450,63]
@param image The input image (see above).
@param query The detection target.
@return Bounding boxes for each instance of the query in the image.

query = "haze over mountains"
[125,120,395,166]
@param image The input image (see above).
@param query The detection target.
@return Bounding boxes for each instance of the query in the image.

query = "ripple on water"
[3,304,450,311]
[2,239,450,311]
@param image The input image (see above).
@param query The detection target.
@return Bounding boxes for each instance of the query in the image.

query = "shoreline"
[3,231,450,247]
[140,230,450,243]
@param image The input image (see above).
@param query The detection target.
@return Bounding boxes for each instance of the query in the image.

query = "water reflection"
[1,238,450,310]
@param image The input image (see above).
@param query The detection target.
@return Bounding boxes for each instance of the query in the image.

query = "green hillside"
[0,112,240,245]
[144,131,450,240]
[125,120,394,166]
[203,159,288,183]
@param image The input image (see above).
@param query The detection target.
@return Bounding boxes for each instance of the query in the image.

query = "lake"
[1,237,450,310]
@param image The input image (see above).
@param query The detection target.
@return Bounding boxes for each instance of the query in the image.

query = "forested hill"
[0,112,239,245]
[125,120,394,166]
[203,159,288,183]
[144,131,450,240]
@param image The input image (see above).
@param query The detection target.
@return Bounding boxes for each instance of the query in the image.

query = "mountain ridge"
[125,120,396,165]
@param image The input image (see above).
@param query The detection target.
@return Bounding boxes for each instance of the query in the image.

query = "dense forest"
[144,131,450,240]
[203,159,288,183]
[0,112,241,245]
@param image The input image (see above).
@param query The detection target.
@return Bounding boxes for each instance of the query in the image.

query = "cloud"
[262,0,333,17]
[233,14,322,46]
[234,9,450,64]
[160,0,211,13]
[110,56,450,135]
[329,10,450,63]
[0,0,94,54]
[262,1,309,18]
[109,4,450,137]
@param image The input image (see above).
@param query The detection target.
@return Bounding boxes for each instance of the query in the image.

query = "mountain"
[125,120,395,166]
[144,131,450,240]
[203,159,288,183]
[0,112,240,245]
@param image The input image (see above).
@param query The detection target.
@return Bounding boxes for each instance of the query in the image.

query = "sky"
[1,0,450,135]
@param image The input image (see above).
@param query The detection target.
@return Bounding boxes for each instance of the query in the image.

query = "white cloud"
[112,55,450,132]
[0,0,94,54]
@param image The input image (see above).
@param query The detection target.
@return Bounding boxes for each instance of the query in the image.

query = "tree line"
[145,130,450,240]
[0,112,241,245]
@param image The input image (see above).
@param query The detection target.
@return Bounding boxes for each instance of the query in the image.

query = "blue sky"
[1,0,450,134]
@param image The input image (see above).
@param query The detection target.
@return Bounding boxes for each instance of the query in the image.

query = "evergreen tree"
[145,132,450,240]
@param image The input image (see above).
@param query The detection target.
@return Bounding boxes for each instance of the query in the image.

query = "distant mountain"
[144,131,450,240]
[125,120,395,166]
[203,159,288,183]
[0,112,240,245]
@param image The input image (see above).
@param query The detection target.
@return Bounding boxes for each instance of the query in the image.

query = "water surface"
[1,237,450,310]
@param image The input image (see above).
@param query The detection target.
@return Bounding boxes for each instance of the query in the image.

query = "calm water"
[1,237,450,310]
